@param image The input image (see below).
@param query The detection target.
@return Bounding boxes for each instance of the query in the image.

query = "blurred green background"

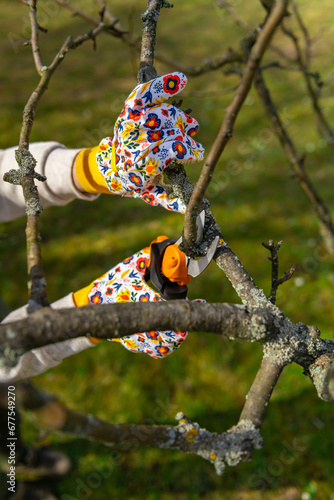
[1,0,334,498]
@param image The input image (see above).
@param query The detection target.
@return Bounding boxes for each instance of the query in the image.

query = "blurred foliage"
[1,0,334,498]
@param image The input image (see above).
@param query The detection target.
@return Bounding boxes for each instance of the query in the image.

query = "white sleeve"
[0,142,99,222]
[0,294,96,383]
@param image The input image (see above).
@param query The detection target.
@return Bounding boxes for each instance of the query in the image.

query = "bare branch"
[28,0,44,73]
[254,70,334,254]
[17,382,262,475]
[182,0,289,253]
[54,0,126,38]
[281,15,334,150]
[1,300,334,406]
[291,0,311,66]
[155,48,244,76]
[3,4,112,312]
[137,0,173,83]
[0,301,280,359]
[215,1,253,31]
[262,239,295,304]
[239,356,283,428]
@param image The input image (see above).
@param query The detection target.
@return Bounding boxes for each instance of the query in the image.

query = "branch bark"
[254,70,334,254]
[16,382,262,475]
[137,0,173,83]
[282,9,334,150]
[239,356,283,428]
[183,0,289,251]
[0,301,279,357]
[4,2,111,312]
[1,300,334,405]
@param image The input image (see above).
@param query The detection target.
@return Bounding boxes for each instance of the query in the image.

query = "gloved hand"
[95,72,204,213]
[86,240,190,358]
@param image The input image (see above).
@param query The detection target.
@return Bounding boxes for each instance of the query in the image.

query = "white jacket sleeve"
[0,142,99,222]
[0,294,96,383]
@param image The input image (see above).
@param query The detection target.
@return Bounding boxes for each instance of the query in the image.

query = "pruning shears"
[144,210,219,300]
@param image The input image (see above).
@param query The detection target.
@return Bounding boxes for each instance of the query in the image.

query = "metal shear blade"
[175,210,219,278]
[187,235,219,277]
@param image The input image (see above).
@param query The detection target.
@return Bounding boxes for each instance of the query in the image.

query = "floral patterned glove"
[88,243,188,358]
[96,72,204,213]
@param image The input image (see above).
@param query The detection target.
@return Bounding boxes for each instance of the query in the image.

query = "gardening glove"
[75,72,204,213]
[73,237,194,358]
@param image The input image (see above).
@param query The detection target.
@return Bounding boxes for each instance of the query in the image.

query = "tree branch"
[1,300,334,405]
[262,240,295,304]
[16,381,262,475]
[254,70,334,254]
[281,12,334,150]
[29,0,44,73]
[137,0,173,83]
[0,301,279,358]
[182,0,289,252]
[4,4,110,312]
[239,356,283,428]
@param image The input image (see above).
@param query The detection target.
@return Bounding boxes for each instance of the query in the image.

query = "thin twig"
[155,48,244,76]
[182,0,289,253]
[135,0,269,304]
[262,240,295,304]
[29,0,44,73]
[260,60,320,80]
[254,70,334,254]
[4,4,110,312]
[54,0,126,38]
[215,0,253,32]
[291,0,311,66]
[281,16,334,149]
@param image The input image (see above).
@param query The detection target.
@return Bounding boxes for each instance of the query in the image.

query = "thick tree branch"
[1,301,334,405]
[0,301,279,358]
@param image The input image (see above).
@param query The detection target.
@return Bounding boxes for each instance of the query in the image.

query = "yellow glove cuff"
[75,146,111,194]
[73,282,103,345]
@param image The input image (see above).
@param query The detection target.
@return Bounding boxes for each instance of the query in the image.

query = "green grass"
[1,1,334,499]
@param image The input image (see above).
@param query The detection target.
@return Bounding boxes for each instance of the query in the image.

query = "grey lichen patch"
[165,160,195,205]
[172,413,262,476]
[248,312,268,341]
[158,426,179,450]
[3,169,22,185]
[262,311,333,371]
[235,283,244,295]
[250,287,271,308]
[26,197,43,216]
[0,344,25,368]
[5,327,16,340]
[262,315,296,366]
